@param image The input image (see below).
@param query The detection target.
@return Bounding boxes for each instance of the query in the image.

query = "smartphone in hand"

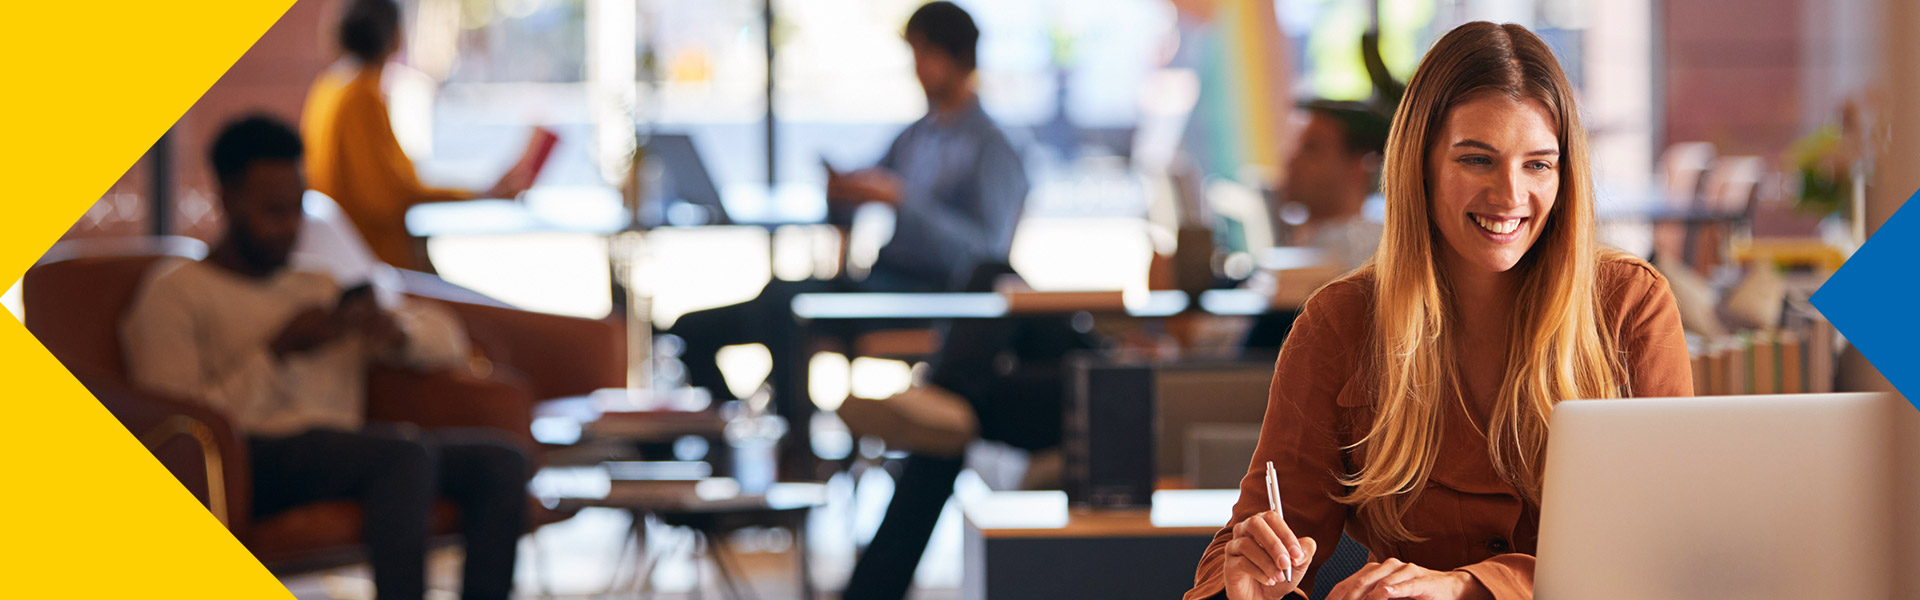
[338,282,375,306]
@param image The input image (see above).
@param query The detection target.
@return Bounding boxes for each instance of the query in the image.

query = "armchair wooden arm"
[72,369,253,536]
[137,414,232,525]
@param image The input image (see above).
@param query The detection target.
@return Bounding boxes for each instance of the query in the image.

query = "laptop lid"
[648,132,730,225]
[1536,392,1903,599]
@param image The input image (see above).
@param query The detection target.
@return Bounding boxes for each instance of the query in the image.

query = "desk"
[791,290,1190,320]
[407,186,632,237]
[961,489,1234,600]
[1195,288,1282,315]
[781,291,1190,478]
[404,182,832,238]
[531,393,732,474]
[1259,247,1331,272]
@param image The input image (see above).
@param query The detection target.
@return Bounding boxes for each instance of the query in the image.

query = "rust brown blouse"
[1185,256,1693,600]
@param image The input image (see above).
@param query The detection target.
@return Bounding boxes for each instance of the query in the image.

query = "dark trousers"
[667,271,937,406]
[840,377,1064,600]
[666,278,844,402]
[842,263,1085,600]
[248,426,529,600]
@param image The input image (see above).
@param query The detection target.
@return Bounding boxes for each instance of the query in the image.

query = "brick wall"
[66,0,342,242]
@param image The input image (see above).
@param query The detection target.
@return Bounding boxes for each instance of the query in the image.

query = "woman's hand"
[1322,558,1489,600]
[1224,510,1316,599]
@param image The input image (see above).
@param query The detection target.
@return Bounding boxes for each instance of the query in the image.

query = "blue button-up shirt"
[867,99,1029,292]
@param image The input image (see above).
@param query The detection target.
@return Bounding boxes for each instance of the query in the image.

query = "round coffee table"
[537,466,826,599]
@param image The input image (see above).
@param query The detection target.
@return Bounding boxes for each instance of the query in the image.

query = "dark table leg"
[624,510,664,599]
[707,530,757,600]
[794,509,816,600]
[779,315,817,481]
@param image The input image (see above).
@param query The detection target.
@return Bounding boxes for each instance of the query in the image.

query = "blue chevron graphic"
[1810,188,1920,407]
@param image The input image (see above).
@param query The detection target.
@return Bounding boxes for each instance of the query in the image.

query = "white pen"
[1265,460,1289,583]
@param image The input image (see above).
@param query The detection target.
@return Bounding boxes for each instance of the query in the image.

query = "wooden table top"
[790,290,1191,320]
[961,489,1239,539]
[534,465,827,514]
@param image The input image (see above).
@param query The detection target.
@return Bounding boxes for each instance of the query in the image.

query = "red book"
[495,126,559,194]
[519,126,559,181]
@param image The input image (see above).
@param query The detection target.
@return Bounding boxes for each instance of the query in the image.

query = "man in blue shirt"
[825,30,1028,291]
[667,1,1028,409]
[831,5,1057,599]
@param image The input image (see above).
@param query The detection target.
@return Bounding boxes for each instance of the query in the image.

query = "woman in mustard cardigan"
[301,0,531,270]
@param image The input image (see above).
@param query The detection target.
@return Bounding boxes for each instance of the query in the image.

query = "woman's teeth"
[1473,214,1521,235]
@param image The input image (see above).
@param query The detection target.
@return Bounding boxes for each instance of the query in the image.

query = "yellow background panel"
[2,1,298,597]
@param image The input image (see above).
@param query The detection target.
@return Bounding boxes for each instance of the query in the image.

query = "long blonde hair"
[1336,22,1627,543]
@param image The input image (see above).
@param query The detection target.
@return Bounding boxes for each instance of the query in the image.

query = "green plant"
[1788,125,1848,217]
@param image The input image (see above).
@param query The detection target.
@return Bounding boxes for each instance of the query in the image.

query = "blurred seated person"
[1245,100,1389,350]
[302,0,535,271]
[665,1,1028,403]
[837,262,1091,600]
[1276,99,1389,269]
[122,116,527,600]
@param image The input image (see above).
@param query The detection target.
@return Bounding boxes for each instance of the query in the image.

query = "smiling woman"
[1431,97,1561,271]
[1185,22,1695,600]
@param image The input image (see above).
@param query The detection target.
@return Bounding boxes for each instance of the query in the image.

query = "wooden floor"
[278,465,993,600]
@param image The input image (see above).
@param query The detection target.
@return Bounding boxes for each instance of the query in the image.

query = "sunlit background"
[45,0,1906,595]
[43,0,1887,462]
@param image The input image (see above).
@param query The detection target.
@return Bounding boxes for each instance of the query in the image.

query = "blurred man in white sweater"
[121,116,525,600]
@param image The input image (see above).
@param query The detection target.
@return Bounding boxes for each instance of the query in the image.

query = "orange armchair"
[23,237,622,573]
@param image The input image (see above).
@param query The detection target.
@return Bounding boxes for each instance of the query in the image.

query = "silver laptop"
[1536,392,1908,599]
